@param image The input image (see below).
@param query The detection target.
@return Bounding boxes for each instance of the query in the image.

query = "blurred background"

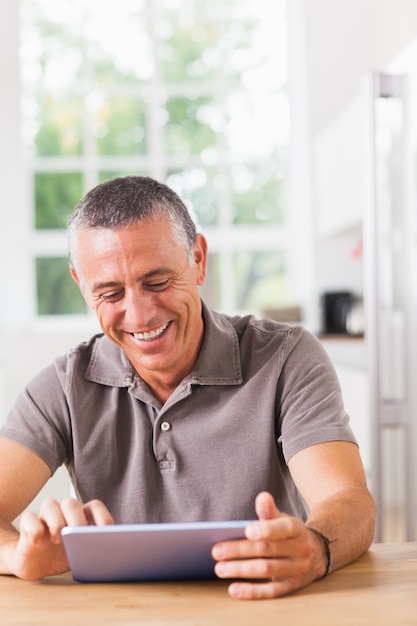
[0,0,416,540]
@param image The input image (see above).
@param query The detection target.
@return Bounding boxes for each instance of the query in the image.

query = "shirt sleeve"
[0,362,72,473]
[277,328,357,462]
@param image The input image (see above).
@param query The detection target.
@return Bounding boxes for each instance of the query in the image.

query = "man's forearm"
[305,487,376,575]
[0,519,19,575]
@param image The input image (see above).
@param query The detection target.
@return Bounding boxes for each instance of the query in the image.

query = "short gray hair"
[68,176,198,271]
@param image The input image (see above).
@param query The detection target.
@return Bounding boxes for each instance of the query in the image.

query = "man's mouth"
[132,321,170,342]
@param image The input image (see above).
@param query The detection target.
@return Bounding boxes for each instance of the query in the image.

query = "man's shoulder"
[223,311,305,344]
[205,307,314,367]
[205,305,321,356]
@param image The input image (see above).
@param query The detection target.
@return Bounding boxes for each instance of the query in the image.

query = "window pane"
[94,97,147,156]
[35,172,83,229]
[20,0,151,90]
[233,251,287,310]
[159,11,219,83]
[231,162,284,225]
[20,4,85,94]
[165,97,218,157]
[225,91,289,162]
[36,257,87,315]
[32,96,83,157]
[167,168,219,226]
[85,5,151,86]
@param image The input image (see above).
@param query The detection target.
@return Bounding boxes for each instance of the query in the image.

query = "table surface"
[0,542,416,626]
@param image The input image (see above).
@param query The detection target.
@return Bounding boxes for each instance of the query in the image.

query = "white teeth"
[133,322,169,341]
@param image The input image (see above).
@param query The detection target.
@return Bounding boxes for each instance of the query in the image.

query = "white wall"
[367,0,417,68]
[295,0,417,328]
[297,0,417,303]
[302,0,417,133]
[0,1,32,333]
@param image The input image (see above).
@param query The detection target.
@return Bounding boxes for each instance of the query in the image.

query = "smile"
[132,322,170,342]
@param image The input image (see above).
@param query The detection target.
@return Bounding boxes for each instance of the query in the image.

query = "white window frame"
[1,0,315,333]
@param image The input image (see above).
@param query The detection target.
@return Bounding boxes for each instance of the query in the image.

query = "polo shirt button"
[160,421,171,432]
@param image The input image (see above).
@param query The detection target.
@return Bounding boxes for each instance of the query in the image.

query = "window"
[20,0,289,316]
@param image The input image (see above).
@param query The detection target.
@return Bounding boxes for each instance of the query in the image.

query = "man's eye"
[101,291,123,301]
[148,279,170,290]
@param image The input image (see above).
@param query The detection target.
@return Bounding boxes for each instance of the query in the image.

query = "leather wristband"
[307,526,333,577]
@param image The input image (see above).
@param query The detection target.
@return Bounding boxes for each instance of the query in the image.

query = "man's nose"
[123,289,157,328]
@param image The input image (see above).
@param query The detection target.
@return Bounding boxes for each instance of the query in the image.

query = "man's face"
[71,218,207,398]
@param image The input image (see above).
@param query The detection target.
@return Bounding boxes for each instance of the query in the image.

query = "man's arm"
[212,441,375,600]
[0,438,52,525]
[290,440,376,575]
[0,438,114,579]
[0,437,53,576]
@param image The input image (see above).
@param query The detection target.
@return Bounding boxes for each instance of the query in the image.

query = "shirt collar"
[190,302,243,385]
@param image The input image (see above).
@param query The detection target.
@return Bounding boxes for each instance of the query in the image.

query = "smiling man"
[70,219,207,403]
[0,176,375,599]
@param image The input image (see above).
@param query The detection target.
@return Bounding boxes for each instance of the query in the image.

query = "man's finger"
[255,491,281,520]
[82,499,115,525]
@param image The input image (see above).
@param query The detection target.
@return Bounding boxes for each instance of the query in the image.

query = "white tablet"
[61,520,251,583]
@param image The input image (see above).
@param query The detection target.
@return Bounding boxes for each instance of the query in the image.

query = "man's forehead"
[71,220,189,279]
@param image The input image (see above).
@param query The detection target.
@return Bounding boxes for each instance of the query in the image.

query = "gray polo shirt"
[1,303,356,523]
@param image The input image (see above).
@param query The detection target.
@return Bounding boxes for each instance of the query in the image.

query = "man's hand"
[3,498,114,580]
[212,491,326,600]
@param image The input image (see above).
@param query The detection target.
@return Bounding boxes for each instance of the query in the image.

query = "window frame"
[9,0,298,327]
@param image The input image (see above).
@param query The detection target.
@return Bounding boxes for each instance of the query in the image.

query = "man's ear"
[70,264,93,308]
[70,263,81,288]
[193,233,208,286]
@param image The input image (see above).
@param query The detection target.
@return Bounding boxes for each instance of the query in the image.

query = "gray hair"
[68,176,198,271]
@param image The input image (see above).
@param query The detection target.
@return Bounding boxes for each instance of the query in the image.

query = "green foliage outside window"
[34,97,83,156]
[35,172,83,229]
[160,21,219,83]
[165,97,218,157]
[167,168,218,226]
[231,163,284,225]
[95,97,147,156]
[36,257,87,315]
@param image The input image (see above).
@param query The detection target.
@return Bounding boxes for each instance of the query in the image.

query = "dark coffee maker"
[320,291,353,334]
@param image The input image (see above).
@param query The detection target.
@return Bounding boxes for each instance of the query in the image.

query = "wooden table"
[0,542,416,625]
